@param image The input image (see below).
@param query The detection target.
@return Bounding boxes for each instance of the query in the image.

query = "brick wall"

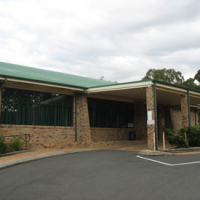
[165,106,173,130]
[170,106,197,133]
[169,106,182,133]
[1,125,78,149]
[90,127,135,141]
[134,101,147,140]
[0,94,92,149]
[90,101,147,141]
[158,105,165,140]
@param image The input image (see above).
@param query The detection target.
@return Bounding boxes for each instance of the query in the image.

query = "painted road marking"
[136,155,200,166]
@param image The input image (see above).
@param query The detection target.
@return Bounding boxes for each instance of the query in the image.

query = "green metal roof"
[0,61,117,88]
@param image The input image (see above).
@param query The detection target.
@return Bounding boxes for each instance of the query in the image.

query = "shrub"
[0,135,8,154]
[182,126,200,147]
[166,125,200,148]
[11,136,22,151]
[165,129,186,147]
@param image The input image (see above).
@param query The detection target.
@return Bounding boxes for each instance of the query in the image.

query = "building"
[0,61,199,150]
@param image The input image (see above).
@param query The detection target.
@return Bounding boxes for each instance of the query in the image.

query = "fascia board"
[0,77,84,91]
[156,83,187,94]
[87,81,153,93]
[190,91,200,98]
[190,105,200,109]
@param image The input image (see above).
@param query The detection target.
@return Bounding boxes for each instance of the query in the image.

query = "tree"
[194,70,200,83]
[142,68,184,84]
[180,78,200,90]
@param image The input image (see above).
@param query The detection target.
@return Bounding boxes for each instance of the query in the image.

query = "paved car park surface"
[1,150,200,200]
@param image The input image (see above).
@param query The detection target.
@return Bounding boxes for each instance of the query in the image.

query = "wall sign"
[147,111,154,125]
[128,123,134,128]
[147,120,155,125]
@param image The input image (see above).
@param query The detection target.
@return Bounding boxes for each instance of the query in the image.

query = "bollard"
[153,132,156,151]
[163,132,165,150]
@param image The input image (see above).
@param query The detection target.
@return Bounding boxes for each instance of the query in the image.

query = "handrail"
[0,134,31,150]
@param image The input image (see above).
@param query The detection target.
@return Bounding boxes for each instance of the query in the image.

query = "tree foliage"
[142,68,184,84]
[180,78,200,90]
[194,70,200,83]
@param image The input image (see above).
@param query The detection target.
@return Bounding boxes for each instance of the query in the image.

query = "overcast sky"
[0,0,200,83]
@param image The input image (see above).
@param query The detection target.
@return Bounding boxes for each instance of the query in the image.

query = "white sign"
[128,123,134,128]
[148,111,152,121]
[147,120,155,125]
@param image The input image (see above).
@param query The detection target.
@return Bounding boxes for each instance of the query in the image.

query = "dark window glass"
[1,88,73,126]
[88,98,134,128]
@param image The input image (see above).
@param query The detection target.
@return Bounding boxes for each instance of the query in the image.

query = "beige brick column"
[146,86,155,150]
[76,94,91,143]
[180,94,189,127]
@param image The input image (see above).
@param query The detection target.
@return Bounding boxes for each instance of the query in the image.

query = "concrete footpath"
[0,148,96,170]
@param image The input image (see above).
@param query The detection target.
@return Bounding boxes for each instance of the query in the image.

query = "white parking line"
[136,155,200,166]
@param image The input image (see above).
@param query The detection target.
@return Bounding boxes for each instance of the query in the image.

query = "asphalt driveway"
[1,150,200,200]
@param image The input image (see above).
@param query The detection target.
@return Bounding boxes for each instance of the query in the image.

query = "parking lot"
[1,150,200,200]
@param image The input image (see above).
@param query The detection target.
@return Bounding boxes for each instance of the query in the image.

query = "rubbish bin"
[129,131,136,140]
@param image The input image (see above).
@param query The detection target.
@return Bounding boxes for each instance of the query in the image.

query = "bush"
[11,136,22,151]
[0,135,8,154]
[166,125,200,148]
[165,129,186,148]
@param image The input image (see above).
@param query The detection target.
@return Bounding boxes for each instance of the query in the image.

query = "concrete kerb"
[138,150,175,156]
[0,149,97,170]
[0,149,37,157]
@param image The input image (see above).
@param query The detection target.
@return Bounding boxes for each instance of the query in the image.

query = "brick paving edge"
[0,149,97,170]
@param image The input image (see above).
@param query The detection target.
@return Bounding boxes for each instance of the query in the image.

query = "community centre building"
[0,61,200,150]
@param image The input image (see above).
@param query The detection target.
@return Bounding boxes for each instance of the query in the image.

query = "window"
[1,88,73,126]
[88,98,134,128]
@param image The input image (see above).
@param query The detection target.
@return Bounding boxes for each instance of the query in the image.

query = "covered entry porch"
[86,80,200,150]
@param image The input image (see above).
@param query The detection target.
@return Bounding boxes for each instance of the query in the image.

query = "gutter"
[0,77,7,86]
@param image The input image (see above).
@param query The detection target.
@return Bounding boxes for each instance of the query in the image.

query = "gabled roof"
[0,61,117,88]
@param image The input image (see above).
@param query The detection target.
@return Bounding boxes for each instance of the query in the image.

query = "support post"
[154,82,158,150]
[25,134,27,150]
[188,90,191,126]
[0,86,2,126]
[195,110,197,126]
[75,95,77,141]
